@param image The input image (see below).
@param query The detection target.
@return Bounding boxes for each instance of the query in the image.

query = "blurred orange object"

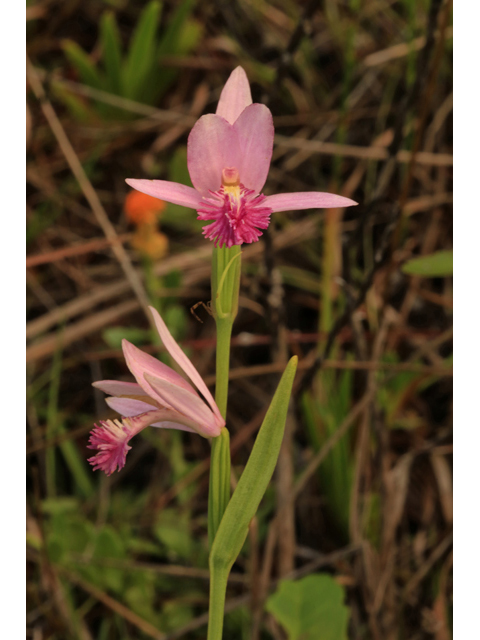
[124,190,166,225]
[131,226,169,260]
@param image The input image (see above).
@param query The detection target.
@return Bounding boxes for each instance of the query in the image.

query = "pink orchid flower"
[126,66,357,249]
[88,306,225,475]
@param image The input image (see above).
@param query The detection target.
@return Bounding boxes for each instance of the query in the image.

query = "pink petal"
[149,307,223,423]
[105,398,196,433]
[150,421,196,432]
[92,380,143,396]
[106,396,158,416]
[216,66,252,125]
[187,114,242,194]
[125,179,202,209]
[264,192,358,213]
[144,373,222,438]
[234,104,274,194]
[122,340,198,406]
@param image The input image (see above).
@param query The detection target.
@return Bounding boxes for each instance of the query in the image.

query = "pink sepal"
[264,192,357,213]
[216,66,252,125]
[125,179,201,210]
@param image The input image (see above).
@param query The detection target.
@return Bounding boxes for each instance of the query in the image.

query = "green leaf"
[156,0,195,57]
[123,1,162,100]
[100,11,123,95]
[57,422,94,498]
[162,601,194,632]
[51,81,96,123]
[102,326,151,349]
[210,356,298,572]
[152,0,200,100]
[91,526,126,591]
[62,40,104,89]
[402,250,453,277]
[265,574,350,640]
[154,509,193,560]
[41,497,79,515]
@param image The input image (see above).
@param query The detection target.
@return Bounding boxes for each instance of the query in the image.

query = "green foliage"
[62,40,104,90]
[38,496,199,632]
[27,203,63,245]
[154,508,194,560]
[102,326,152,349]
[402,250,453,277]
[301,369,354,541]
[377,352,445,430]
[155,0,202,98]
[61,0,202,114]
[163,303,188,343]
[123,1,163,101]
[100,11,123,95]
[211,356,298,571]
[207,358,298,639]
[265,574,350,640]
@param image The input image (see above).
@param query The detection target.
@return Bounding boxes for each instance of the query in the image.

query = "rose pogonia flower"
[88,306,225,475]
[126,66,357,248]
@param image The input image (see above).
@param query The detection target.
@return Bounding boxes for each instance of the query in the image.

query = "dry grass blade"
[58,566,167,640]
[26,234,132,268]
[274,134,453,166]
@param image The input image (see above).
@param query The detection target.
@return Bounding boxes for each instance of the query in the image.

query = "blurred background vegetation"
[26,0,453,638]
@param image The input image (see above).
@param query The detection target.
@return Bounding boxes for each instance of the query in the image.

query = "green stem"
[214,318,233,418]
[207,567,229,640]
[208,317,232,548]
[208,427,230,549]
[207,246,241,638]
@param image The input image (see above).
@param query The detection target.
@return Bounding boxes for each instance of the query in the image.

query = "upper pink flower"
[88,307,225,475]
[126,67,357,248]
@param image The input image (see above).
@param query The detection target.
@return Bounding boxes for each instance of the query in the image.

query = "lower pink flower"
[88,307,225,475]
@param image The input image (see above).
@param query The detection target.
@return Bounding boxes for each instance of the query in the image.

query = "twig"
[274,134,452,166]
[363,26,453,67]
[26,233,132,267]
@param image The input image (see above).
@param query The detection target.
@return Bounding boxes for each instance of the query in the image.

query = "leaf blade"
[402,250,453,277]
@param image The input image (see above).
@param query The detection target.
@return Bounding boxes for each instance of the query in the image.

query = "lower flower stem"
[208,317,233,548]
[207,566,229,640]
[208,246,240,639]
[214,317,233,418]
[207,317,233,640]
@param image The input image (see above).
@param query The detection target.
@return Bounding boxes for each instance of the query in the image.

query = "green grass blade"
[156,0,195,57]
[57,422,94,498]
[151,0,201,101]
[62,40,104,90]
[100,11,123,95]
[123,1,162,100]
[402,250,453,277]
